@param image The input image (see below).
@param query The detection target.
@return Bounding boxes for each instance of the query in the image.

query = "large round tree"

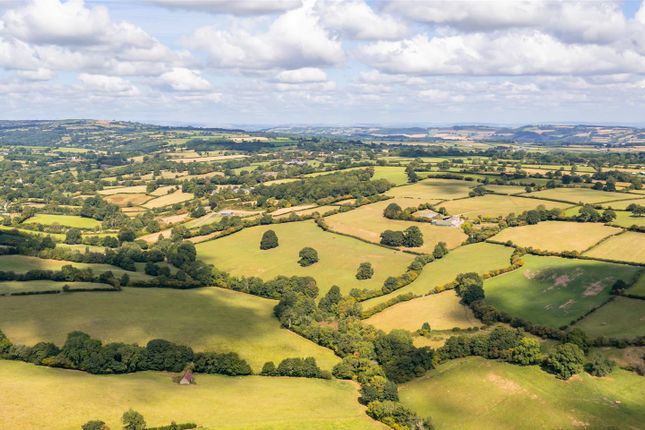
[260,230,279,250]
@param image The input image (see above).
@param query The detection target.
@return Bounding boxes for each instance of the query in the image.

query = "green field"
[196,220,414,295]
[583,231,645,264]
[385,178,475,200]
[574,297,645,338]
[482,184,528,195]
[325,199,466,254]
[0,287,339,372]
[23,214,101,229]
[0,255,151,282]
[0,280,111,295]
[522,188,633,204]
[629,272,645,298]
[304,166,408,186]
[611,210,645,228]
[490,221,621,252]
[484,255,640,328]
[363,243,513,309]
[440,195,570,219]
[601,197,645,210]
[399,357,645,430]
[365,290,478,333]
[0,360,382,430]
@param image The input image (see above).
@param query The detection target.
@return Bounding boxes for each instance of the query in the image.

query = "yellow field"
[150,185,177,196]
[0,360,383,430]
[601,197,645,210]
[365,290,478,332]
[440,195,570,219]
[523,188,634,204]
[583,231,645,264]
[270,204,318,216]
[142,191,194,208]
[98,185,148,195]
[385,178,475,201]
[491,221,622,252]
[104,193,153,207]
[325,199,466,253]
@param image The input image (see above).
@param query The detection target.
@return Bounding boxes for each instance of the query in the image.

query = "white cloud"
[358,31,645,76]
[16,67,53,80]
[388,0,626,45]
[186,2,343,70]
[148,0,301,16]
[316,0,406,40]
[275,67,327,83]
[159,67,212,91]
[77,73,139,96]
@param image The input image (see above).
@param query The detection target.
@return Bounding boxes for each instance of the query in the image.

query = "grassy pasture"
[484,255,640,328]
[628,272,645,298]
[98,185,148,195]
[610,211,645,228]
[385,178,475,200]
[440,195,570,219]
[399,357,645,430]
[0,255,151,282]
[365,290,478,333]
[583,231,645,264]
[482,184,528,194]
[490,221,621,252]
[363,243,513,309]
[0,287,339,372]
[0,360,381,430]
[522,188,633,204]
[601,197,645,210]
[103,193,153,207]
[142,191,194,208]
[270,204,318,216]
[196,221,414,295]
[325,199,466,254]
[305,166,409,186]
[274,205,338,219]
[23,214,100,229]
[574,297,645,338]
[0,280,110,295]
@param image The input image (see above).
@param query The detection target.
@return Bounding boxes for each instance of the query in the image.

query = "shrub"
[356,262,374,280]
[543,343,585,380]
[260,361,277,376]
[433,241,449,259]
[260,230,279,250]
[380,230,405,246]
[511,337,542,365]
[298,247,319,266]
[81,420,108,430]
[585,352,615,377]
[122,409,146,430]
[403,226,424,247]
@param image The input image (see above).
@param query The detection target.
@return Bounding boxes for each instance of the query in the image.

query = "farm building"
[432,215,464,228]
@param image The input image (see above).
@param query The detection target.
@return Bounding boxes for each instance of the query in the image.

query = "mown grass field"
[365,290,478,333]
[611,211,645,227]
[196,220,413,295]
[399,357,645,430]
[363,243,513,309]
[482,184,528,194]
[490,221,621,252]
[385,178,475,200]
[98,185,148,195]
[583,231,645,264]
[142,191,194,208]
[103,193,153,207]
[574,297,645,338]
[0,280,110,294]
[440,195,570,219]
[325,199,466,254]
[484,255,640,328]
[0,287,339,371]
[23,214,101,229]
[522,188,633,204]
[0,360,382,430]
[0,255,151,282]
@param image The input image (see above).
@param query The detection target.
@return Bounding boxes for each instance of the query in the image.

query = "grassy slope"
[490,221,622,253]
[325,199,467,254]
[399,357,645,430]
[0,360,383,430]
[365,290,478,333]
[574,297,645,338]
[363,243,513,309]
[0,254,151,282]
[0,287,339,371]
[23,214,101,229]
[0,280,110,294]
[440,195,570,219]
[484,255,640,328]
[196,220,414,295]
[583,231,645,264]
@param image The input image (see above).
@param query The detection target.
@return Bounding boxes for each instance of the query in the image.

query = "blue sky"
[2,0,645,127]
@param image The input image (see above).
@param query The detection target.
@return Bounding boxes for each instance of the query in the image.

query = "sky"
[2,0,645,127]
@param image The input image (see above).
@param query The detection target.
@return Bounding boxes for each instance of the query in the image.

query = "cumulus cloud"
[148,0,300,16]
[16,67,53,80]
[275,67,327,83]
[186,2,343,70]
[316,0,406,40]
[77,73,140,96]
[358,31,645,76]
[159,67,212,91]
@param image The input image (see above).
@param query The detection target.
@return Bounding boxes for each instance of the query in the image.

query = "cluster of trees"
[83,409,196,430]
[626,203,645,217]
[261,357,330,379]
[260,229,279,250]
[298,247,319,266]
[380,226,424,247]
[0,265,124,289]
[253,169,391,206]
[574,205,616,223]
[356,262,374,280]
[0,330,251,376]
